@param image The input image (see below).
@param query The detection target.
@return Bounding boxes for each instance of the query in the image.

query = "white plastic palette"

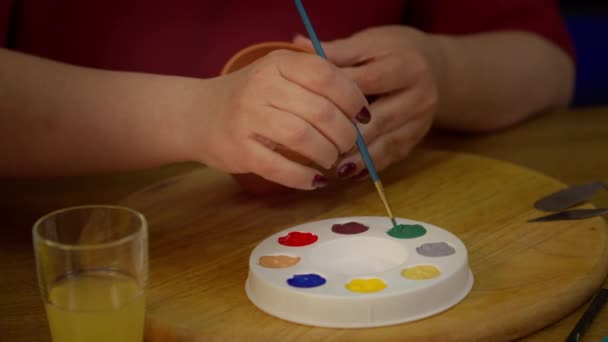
[246,216,473,328]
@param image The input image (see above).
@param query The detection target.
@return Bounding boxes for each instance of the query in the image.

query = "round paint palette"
[246,216,473,328]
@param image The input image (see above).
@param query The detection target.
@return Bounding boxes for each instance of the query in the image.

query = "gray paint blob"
[416,242,456,257]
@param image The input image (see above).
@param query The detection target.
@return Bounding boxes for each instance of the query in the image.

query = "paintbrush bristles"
[374,181,398,227]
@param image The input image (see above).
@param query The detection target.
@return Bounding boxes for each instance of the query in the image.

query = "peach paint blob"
[258,255,301,268]
[401,265,441,280]
[278,231,318,247]
[345,278,387,293]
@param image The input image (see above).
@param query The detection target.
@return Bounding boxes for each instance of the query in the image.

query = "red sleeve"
[0,0,14,46]
[403,0,575,59]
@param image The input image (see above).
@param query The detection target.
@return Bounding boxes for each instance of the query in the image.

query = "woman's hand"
[187,49,368,190]
[294,26,438,179]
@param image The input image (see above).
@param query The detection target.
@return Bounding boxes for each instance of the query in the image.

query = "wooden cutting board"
[120,149,608,341]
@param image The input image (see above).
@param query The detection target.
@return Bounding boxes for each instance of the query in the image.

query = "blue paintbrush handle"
[354,126,380,181]
[294,0,380,182]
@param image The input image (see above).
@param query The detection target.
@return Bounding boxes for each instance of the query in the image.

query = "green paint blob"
[386,224,427,239]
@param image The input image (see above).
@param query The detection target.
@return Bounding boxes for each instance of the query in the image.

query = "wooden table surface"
[1,106,607,341]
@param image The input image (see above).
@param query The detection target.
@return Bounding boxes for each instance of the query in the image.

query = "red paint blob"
[278,231,318,247]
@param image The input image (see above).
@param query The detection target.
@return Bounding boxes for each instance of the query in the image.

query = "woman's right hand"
[0,48,365,180]
[185,49,369,190]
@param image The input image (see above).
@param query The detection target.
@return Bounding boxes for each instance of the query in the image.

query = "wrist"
[409,29,448,114]
[149,75,205,165]
[108,72,203,167]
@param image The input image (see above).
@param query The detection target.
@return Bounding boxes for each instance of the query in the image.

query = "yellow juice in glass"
[45,271,145,342]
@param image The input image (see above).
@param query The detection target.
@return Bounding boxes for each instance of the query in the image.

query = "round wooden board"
[120,149,608,341]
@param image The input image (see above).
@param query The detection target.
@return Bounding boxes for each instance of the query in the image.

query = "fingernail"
[365,95,379,104]
[355,107,371,124]
[353,169,369,180]
[337,162,357,178]
[312,174,329,188]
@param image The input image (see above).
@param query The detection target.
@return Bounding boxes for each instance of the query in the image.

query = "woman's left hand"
[294,25,438,179]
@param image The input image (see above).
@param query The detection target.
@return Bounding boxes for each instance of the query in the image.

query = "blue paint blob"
[287,273,326,288]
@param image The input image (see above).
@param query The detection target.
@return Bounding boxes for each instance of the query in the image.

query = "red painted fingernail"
[353,169,369,180]
[312,174,329,188]
[355,107,371,124]
[365,95,379,104]
[337,162,357,178]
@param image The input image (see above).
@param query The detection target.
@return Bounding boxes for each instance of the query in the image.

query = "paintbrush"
[294,0,398,227]
[565,288,608,342]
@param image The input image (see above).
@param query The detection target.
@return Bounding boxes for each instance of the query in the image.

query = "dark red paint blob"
[331,222,369,235]
[278,231,318,247]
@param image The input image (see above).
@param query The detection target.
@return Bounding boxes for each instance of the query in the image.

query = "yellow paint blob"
[401,265,441,280]
[345,278,387,293]
[258,255,301,268]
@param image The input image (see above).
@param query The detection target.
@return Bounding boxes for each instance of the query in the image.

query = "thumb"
[292,33,367,67]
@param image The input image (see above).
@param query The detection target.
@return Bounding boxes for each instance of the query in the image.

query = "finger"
[292,34,314,51]
[251,105,339,169]
[365,123,423,172]
[244,139,329,190]
[356,84,436,147]
[268,79,357,154]
[271,50,366,120]
[336,96,433,178]
[340,53,421,95]
[337,115,431,179]
[292,34,370,67]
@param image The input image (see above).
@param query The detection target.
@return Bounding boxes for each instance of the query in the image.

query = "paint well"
[309,236,407,276]
[278,231,318,247]
[416,242,455,257]
[345,278,387,293]
[258,255,301,268]
[401,265,441,280]
[387,224,426,239]
[287,274,326,288]
[331,222,369,235]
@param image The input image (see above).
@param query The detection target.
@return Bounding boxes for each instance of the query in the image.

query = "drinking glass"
[33,205,148,342]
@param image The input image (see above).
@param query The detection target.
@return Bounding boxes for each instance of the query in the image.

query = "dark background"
[559,0,607,105]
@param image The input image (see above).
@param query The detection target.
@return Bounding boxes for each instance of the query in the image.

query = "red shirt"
[0,1,573,78]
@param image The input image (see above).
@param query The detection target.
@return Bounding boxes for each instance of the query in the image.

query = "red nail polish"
[312,174,329,188]
[355,107,371,124]
[337,162,357,178]
[365,95,379,104]
[353,169,369,180]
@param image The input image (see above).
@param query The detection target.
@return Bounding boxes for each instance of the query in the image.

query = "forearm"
[0,48,197,177]
[427,31,575,132]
